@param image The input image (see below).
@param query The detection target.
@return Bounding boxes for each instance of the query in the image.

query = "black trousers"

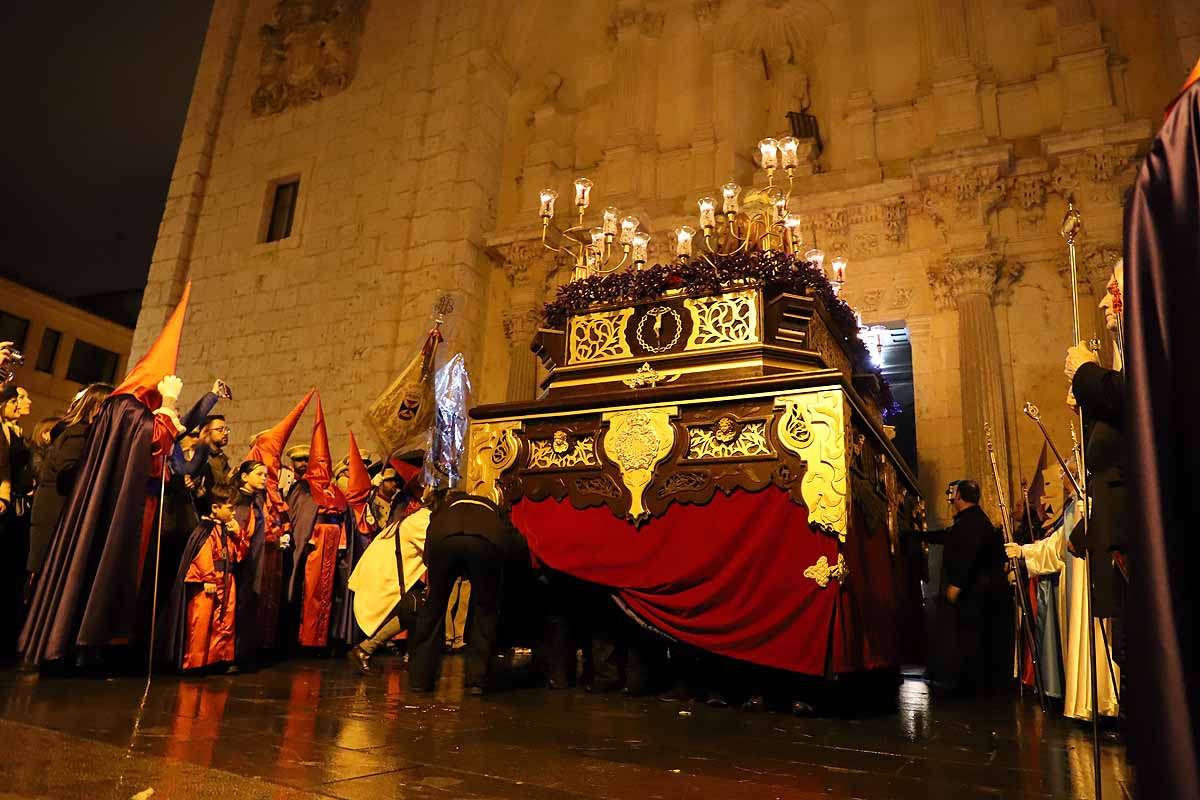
[408,535,503,690]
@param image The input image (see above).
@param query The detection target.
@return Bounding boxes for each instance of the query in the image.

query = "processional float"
[466,136,925,679]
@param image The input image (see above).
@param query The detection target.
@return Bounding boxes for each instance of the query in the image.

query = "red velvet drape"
[512,486,901,675]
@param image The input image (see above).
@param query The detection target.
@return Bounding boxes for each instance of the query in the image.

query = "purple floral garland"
[542,250,902,418]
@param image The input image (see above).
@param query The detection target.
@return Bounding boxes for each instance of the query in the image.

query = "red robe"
[298,508,346,647]
[182,520,248,669]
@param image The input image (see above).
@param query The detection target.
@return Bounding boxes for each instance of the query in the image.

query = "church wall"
[136,0,1190,516]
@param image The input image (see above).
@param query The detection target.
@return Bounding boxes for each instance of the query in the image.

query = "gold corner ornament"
[775,389,849,541]
[601,407,677,523]
[528,431,598,470]
[465,421,521,503]
[803,553,848,588]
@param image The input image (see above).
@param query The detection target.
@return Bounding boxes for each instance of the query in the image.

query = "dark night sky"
[0,1,214,308]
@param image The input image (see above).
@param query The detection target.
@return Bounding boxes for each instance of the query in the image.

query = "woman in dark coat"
[26,384,111,580]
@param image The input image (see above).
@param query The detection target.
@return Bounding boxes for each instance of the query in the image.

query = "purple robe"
[19,394,154,665]
[1125,78,1200,798]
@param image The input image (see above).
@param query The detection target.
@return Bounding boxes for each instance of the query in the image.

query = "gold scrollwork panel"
[568,308,635,364]
[775,389,849,541]
[465,421,522,503]
[683,289,760,350]
[527,431,599,470]
[600,407,678,524]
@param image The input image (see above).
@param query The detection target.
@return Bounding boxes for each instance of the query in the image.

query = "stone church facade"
[135,0,1198,525]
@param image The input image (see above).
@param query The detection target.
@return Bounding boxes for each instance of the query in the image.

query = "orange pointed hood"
[1166,55,1200,118]
[113,282,191,409]
[247,387,315,472]
[304,394,345,509]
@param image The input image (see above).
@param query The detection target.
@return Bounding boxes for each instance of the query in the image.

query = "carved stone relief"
[251,0,368,117]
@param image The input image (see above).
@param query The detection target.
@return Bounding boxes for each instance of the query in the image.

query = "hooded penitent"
[20,284,191,666]
[290,395,349,647]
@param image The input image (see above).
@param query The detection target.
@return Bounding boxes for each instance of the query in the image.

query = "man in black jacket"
[407,491,527,694]
[916,480,1011,694]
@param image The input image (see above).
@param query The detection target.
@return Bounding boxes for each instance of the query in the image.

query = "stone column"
[929,251,1018,521]
[503,304,543,401]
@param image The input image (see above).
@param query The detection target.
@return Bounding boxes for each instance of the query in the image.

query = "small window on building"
[66,340,120,385]
[0,310,30,351]
[264,179,300,242]
[35,328,61,373]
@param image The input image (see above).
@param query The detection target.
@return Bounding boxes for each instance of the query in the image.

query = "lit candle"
[778,136,800,170]
[674,225,695,258]
[758,137,779,171]
[586,243,602,277]
[590,227,606,249]
[721,182,742,214]
[632,232,650,268]
[766,187,787,221]
[805,247,825,274]
[539,188,558,220]
[831,255,848,286]
[620,215,641,245]
[784,213,803,251]
[573,177,593,210]
[697,196,716,231]
[602,207,620,237]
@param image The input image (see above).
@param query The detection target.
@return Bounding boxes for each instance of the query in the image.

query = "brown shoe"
[347,646,372,675]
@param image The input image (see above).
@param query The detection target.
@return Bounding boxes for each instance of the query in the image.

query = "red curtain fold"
[512,486,901,675]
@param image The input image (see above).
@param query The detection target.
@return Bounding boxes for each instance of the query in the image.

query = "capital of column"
[503,305,544,350]
[493,237,562,289]
[1060,240,1121,297]
[928,250,1022,310]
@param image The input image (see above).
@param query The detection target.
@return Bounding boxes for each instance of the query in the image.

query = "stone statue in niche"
[765,44,810,138]
[252,0,368,117]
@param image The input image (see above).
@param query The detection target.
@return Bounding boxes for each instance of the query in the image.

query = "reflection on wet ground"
[0,656,1130,799]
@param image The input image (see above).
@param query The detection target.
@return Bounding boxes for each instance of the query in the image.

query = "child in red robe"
[162,484,249,671]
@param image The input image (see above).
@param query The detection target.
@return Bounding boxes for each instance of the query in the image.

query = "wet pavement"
[0,655,1130,799]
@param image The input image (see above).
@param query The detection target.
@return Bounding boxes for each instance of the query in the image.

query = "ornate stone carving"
[465,421,521,503]
[923,166,1006,232]
[641,10,665,37]
[694,0,721,25]
[503,306,542,350]
[568,308,634,363]
[528,431,598,470]
[494,239,562,288]
[849,232,881,259]
[251,0,367,117]
[880,198,908,247]
[686,419,772,460]
[858,289,885,313]
[927,251,1023,310]
[892,287,913,308]
[775,390,849,541]
[803,553,848,588]
[684,289,759,349]
[1006,172,1049,230]
[1051,144,1139,205]
[601,407,678,523]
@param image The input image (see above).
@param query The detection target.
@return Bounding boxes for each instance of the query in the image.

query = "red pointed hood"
[344,430,372,509]
[247,388,315,473]
[1166,56,1200,118]
[113,282,191,409]
[304,394,345,509]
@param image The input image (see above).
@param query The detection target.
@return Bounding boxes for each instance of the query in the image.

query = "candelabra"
[538,136,849,290]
